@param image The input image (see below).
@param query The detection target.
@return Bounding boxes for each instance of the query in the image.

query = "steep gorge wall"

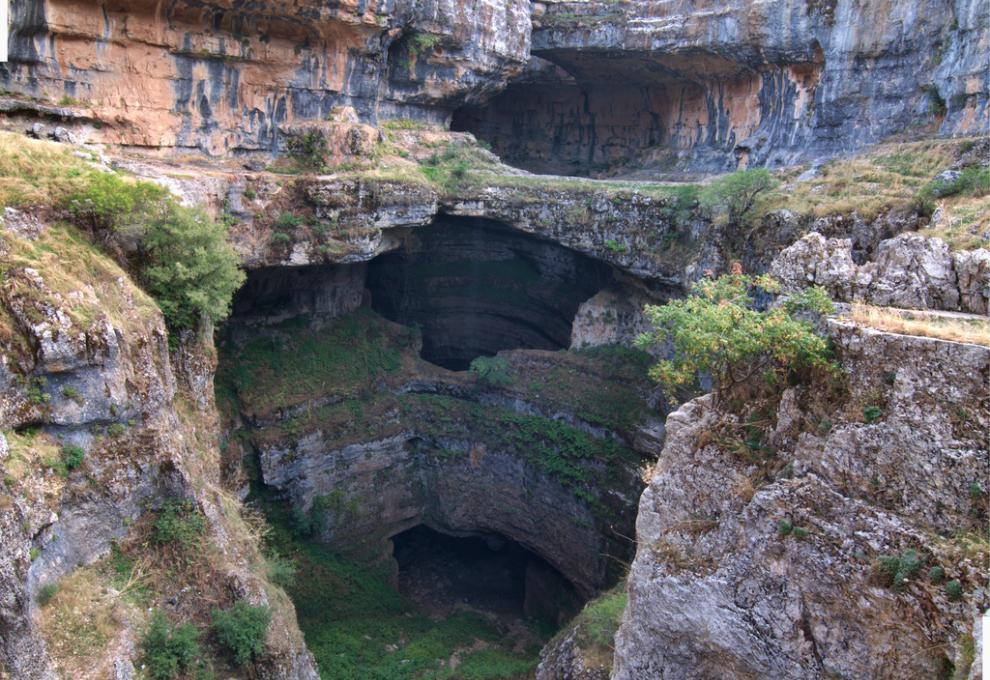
[457,0,988,174]
[2,0,529,152]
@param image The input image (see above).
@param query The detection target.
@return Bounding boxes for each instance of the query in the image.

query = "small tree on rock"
[700,168,776,225]
[635,274,835,404]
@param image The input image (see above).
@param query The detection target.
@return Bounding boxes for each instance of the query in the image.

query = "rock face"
[0,212,318,678]
[219,302,658,600]
[5,0,984,172]
[612,321,989,679]
[457,0,988,174]
[771,231,990,313]
[2,0,530,152]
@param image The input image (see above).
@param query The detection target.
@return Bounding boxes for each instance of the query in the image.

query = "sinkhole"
[392,525,582,624]
[366,215,613,370]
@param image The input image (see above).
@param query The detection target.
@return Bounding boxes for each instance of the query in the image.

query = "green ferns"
[636,275,835,402]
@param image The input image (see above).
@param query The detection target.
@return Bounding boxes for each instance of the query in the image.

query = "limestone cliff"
[612,320,989,679]
[0,208,318,679]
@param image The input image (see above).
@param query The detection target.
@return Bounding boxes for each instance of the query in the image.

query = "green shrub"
[469,356,513,387]
[777,519,793,536]
[920,165,990,200]
[635,275,835,401]
[139,203,245,331]
[928,565,946,583]
[875,549,923,589]
[141,610,201,680]
[61,386,83,403]
[286,129,327,168]
[37,582,59,606]
[211,601,272,666]
[61,444,84,470]
[863,405,883,423]
[265,553,298,588]
[154,500,206,549]
[699,168,776,224]
[792,526,809,539]
[106,422,127,437]
[945,579,964,600]
[275,212,305,230]
[63,171,166,232]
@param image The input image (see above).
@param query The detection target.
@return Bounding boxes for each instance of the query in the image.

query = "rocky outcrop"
[612,321,989,679]
[771,231,990,314]
[1,0,530,152]
[0,212,318,678]
[456,0,989,174]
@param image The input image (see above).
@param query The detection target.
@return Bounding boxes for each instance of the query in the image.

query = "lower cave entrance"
[392,525,582,625]
[367,215,612,370]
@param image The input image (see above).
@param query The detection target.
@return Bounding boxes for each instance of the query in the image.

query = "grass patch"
[218,309,409,417]
[847,304,990,345]
[260,501,543,679]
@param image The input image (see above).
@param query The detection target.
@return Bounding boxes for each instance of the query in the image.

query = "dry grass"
[37,564,144,680]
[848,304,990,346]
[2,428,65,486]
[0,131,105,209]
[918,193,990,250]
[2,223,161,341]
[762,137,986,236]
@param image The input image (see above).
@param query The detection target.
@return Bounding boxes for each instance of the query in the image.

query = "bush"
[139,203,245,331]
[863,405,883,423]
[275,212,306,230]
[928,565,945,584]
[266,553,298,588]
[875,549,923,589]
[63,171,166,232]
[777,519,793,536]
[699,168,776,224]
[286,129,327,168]
[141,610,201,680]
[635,275,835,401]
[154,500,206,549]
[37,582,59,606]
[469,356,513,387]
[211,601,272,666]
[61,444,85,470]
[945,579,964,600]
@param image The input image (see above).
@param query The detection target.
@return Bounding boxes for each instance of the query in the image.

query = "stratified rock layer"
[612,321,989,679]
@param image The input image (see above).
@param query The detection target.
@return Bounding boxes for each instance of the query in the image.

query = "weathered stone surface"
[612,323,989,679]
[462,0,989,174]
[0,214,318,679]
[570,287,653,350]
[771,231,990,313]
[537,624,610,680]
[2,0,530,153]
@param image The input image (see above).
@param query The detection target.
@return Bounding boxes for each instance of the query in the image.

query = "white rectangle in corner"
[0,0,7,63]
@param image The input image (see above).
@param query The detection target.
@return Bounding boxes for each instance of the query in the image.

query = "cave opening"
[367,215,613,370]
[452,49,822,177]
[392,524,582,625]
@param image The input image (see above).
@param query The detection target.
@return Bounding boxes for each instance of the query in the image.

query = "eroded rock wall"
[612,321,989,679]
[457,0,989,174]
[2,0,530,152]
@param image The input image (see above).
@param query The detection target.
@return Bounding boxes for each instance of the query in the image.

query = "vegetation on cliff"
[636,274,835,403]
[0,132,244,335]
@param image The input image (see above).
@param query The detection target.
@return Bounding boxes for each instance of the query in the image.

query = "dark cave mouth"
[366,216,613,370]
[392,524,582,624]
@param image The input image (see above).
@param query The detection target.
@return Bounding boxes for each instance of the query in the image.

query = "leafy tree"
[211,600,272,666]
[141,610,201,680]
[700,168,776,224]
[63,170,166,232]
[140,203,245,331]
[635,274,835,402]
